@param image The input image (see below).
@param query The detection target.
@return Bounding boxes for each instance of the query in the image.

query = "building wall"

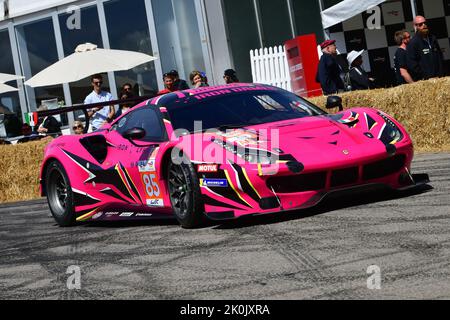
[0,0,210,136]
[220,0,325,82]
[0,0,79,20]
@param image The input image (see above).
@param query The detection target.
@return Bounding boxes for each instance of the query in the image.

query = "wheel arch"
[40,157,60,197]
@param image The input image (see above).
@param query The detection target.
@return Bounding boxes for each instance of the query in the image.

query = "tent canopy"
[0,83,19,95]
[321,0,387,30]
[24,43,156,88]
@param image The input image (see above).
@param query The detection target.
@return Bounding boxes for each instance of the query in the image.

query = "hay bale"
[0,139,50,203]
[0,77,449,203]
[309,77,450,152]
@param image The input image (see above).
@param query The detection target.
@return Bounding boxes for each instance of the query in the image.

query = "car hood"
[211,109,394,168]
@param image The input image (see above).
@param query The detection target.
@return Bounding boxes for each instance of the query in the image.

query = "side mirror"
[122,127,146,140]
[326,96,343,112]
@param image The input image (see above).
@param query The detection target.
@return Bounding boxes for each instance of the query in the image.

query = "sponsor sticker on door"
[197,164,218,173]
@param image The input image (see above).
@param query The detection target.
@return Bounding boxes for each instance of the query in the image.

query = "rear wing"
[25,94,156,134]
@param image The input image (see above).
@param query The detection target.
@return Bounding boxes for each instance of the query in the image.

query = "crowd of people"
[26,68,239,137]
[27,15,446,137]
[316,15,444,95]
[84,68,239,132]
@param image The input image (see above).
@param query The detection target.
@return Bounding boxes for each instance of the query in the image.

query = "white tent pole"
[410,0,417,18]
[317,0,330,40]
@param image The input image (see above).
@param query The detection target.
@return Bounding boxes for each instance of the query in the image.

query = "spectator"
[72,121,84,135]
[316,39,345,95]
[190,70,209,88]
[224,69,239,84]
[115,92,133,119]
[121,83,134,95]
[394,30,414,85]
[347,50,375,91]
[169,70,190,90]
[36,105,62,136]
[85,74,115,131]
[407,16,444,81]
[157,73,177,95]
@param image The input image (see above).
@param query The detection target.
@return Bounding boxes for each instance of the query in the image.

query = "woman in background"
[115,92,133,119]
[189,70,209,88]
[72,121,84,135]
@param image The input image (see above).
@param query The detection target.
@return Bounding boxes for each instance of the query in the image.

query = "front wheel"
[167,156,205,228]
[45,160,76,227]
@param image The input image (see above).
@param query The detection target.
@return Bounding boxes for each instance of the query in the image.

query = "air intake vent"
[363,154,406,180]
[331,167,359,187]
[267,172,327,193]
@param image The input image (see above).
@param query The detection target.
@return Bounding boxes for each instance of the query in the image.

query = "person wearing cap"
[224,69,239,84]
[316,39,345,95]
[347,50,374,91]
[169,69,189,91]
[157,72,177,96]
[407,16,444,81]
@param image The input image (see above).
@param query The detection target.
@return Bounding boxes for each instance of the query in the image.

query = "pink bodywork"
[40,85,414,222]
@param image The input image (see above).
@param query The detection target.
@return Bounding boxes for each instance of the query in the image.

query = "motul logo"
[198,164,218,172]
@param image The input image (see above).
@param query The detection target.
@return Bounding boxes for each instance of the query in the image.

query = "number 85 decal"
[142,173,160,197]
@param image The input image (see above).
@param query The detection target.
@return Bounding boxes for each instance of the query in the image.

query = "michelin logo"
[200,179,228,188]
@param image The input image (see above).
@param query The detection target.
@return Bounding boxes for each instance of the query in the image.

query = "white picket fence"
[250,46,291,91]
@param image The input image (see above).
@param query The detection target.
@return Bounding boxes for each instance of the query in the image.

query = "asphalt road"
[1,153,449,300]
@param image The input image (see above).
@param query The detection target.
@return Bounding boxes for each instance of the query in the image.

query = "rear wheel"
[45,160,76,227]
[167,154,205,228]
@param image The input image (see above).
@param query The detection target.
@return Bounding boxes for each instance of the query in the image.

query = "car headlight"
[378,112,404,144]
[213,137,276,164]
[242,152,273,164]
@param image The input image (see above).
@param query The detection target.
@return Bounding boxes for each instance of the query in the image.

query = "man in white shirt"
[84,74,115,131]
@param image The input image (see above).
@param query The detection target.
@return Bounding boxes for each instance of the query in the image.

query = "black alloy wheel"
[46,160,76,227]
[167,156,205,228]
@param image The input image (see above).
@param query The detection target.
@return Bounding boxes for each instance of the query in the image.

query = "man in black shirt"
[169,70,190,90]
[394,30,413,85]
[316,39,345,95]
[407,16,444,81]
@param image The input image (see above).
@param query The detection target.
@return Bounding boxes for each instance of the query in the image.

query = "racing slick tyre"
[167,153,205,229]
[45,160,76,227]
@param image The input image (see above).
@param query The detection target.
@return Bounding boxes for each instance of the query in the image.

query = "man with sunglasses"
[407,16,444,81]
[84,74,115,131]
[394,30,413,85]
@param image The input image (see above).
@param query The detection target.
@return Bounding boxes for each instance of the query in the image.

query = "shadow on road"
[79,183,432,230]
[214,184,434,230]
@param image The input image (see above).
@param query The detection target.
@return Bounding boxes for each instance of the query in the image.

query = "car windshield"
[166,89,326,133]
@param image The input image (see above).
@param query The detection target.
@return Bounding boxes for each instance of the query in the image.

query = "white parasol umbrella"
[24,43,157,88]
[0,73,24,83]
[0,83,19,94]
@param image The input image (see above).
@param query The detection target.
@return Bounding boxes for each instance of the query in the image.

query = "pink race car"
[40,83,427,228]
